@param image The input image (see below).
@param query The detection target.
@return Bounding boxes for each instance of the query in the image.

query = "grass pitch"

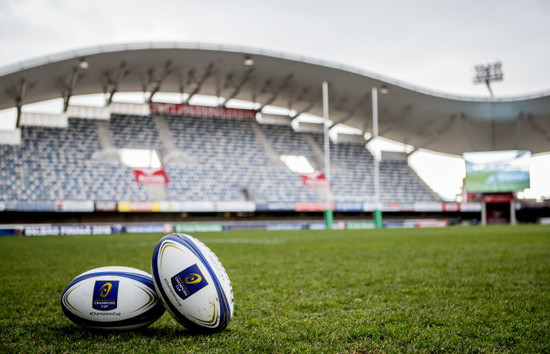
[1,225,549,352]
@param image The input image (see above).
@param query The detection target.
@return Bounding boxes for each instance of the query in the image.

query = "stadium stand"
[258,124,316,157]
[326,139,376,200]
[109,114,164,149]
[309,133,437,203]
[379,160,436,203]
[163,115,319,202]
[0,112,439,204]
[0,118,149,201]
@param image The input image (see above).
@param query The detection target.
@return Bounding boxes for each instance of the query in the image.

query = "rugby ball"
[152,233,233,332]
[61,266,165,330]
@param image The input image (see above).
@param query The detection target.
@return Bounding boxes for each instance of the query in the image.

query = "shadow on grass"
[51,323,229,339]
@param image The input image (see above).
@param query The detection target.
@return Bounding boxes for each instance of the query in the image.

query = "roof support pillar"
[258,74,293,112]
[220,68,254,107]
[14,78,26,128]
[290,99,317,122]
[183,63,214,105]
[364,123,395,144]
[105,62,127,106]
[147,61,172,104]
[62,59,88,112]
[365,104,411,142]
[62,67,79,112]
[329,93,370,130]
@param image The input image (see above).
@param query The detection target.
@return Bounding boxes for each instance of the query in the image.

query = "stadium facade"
[0,43,548,233]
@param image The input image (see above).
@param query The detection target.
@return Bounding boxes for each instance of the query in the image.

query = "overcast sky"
[1,0,550,97]
[0,0,549,200]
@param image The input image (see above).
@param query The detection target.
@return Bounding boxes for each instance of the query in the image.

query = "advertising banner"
[482,193,514,204]
[133,168,169,184]
[383,221,416,228]
[442,203,461,212]
[335,202,363,212]
[16,201,57,212]
[181,201,216,212]
[223,223,266,231]
[415,220,449,228]
[24,224,114,236]
[174,224,223,233]
[413,202,443,212]
[0,201,5,211]
[295,202,332,212]
[150,103,257,120]
[159,201,182,212]
[309,222,327,230]
[346,221,376,229]
[95,201,118,212]
[255,202,296,211]
[265,223,307,231]
[216,201,255,212]
[460,202,482,212]
[126,224,173,234]
[59,200,95,212]
[118,201,154,212]
[0,227,20,236]
[59,225,113,235]
[299,171,327,188]
[386,202,415,211]
[24,225,61,236]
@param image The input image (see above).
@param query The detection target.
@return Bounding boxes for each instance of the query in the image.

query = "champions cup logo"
[184,274,202,285]
[99,282,113,297]
[93,280,119,311]
[171,264,208,300]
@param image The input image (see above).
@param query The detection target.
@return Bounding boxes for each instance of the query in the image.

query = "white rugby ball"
[61,266,165,330]
[152,233,233,332]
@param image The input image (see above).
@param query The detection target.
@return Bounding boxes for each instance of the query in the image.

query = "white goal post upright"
[372,87,383,228]
[322,81,333,229]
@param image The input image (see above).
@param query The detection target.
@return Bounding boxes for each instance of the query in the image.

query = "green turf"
[1,225,549,352]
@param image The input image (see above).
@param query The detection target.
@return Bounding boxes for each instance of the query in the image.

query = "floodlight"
[78,58,89,70]
[244,56,254,66]
[473,61,503,97]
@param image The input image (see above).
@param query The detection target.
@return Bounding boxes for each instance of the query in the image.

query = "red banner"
[133,168,169,184]
[442,203,461,212]
[482,193,514,204]
[150,103,257,120]
[295,202,333,212]
[300,171,327,188]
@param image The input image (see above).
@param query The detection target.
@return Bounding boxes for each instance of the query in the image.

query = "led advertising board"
[463,150,530,193]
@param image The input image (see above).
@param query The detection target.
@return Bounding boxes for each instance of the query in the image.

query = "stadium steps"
[302,133,343,170]
[250,122,285,167]
[92,120,120,163]
[153,114,195,165]
[146,184,166,200]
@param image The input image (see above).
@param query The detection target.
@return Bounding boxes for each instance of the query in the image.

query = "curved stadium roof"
[0,42,549,155]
